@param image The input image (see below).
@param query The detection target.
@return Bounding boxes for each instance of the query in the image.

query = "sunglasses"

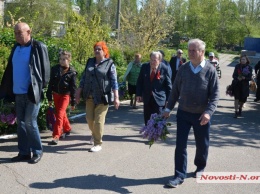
[178,52,183,54]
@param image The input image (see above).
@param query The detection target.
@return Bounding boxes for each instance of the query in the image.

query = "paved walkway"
[0,54,259,194]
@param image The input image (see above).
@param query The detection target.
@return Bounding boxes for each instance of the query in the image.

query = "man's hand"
[199,112,210,125]
[162,111,170,119]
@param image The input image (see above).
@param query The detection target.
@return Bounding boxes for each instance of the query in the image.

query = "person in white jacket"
[208,52,221,78]
[123,54,142,108]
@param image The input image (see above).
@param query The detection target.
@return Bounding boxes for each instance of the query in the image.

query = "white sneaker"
[90,145,102,152]
[89,136,94,145]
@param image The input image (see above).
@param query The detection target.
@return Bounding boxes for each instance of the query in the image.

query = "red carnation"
[156,71,161,80]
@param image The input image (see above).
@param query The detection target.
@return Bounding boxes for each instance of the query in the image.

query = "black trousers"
[143,95,164,125]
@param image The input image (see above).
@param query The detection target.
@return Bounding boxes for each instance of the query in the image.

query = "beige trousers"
[85,98,109,146]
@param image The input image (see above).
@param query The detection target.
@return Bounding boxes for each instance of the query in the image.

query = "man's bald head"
[14,22,31,45]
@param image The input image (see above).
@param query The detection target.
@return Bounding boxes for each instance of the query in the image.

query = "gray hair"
[188,39,206,51]
[150,51,162,61]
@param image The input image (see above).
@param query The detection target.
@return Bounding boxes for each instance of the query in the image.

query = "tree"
[60,11,111,64]
[4,0,71,35]
[120,0,175,55]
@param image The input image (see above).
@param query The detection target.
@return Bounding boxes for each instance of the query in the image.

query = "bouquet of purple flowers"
[0,99,16,133]
[242,66,250,76]
[238,66,250,79]
[0,113,16,125]
[140,113,170,148]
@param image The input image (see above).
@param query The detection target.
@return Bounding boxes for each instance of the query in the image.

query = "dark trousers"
[143,95,164,125]
[175,109,210,179]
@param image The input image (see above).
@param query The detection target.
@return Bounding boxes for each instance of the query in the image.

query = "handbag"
[249,79,257,92]
[226,80,236,97]
[226,84,234,97]
[46,106,56,131]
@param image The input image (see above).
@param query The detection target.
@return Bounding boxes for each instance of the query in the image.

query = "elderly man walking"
[136,51,172,125]
[163,39,219,188]
[0,22,50,164]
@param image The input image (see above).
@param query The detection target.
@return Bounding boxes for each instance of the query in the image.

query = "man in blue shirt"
[0,22,50,164]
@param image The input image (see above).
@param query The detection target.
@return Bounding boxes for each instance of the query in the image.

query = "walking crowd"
[0,22,259,189]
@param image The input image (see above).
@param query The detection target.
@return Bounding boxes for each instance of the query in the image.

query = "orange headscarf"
[94,41,110,58]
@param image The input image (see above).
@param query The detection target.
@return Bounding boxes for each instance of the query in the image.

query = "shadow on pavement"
[29,174,175,193]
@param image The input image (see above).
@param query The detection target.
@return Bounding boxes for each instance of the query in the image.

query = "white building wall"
[0,0,5,27]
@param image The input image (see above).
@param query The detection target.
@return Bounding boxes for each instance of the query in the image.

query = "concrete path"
[0,54,259,194]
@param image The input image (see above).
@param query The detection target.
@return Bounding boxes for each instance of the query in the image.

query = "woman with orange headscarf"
[75,41,120,152]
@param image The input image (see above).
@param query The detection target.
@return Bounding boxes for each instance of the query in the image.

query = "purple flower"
[140,113,170,148]
[0,114,7,123]
[6,113,16,125]
[242,66,250,76]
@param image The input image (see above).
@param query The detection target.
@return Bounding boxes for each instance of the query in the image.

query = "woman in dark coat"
[232,55,252,118]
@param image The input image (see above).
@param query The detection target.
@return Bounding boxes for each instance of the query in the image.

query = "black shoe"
[60,131,71,139]
[193,169,204,178]
[167,177,184,188]
[233,111,238,118]
[65,131,71,136]
[238,108,242,116]
[29,153,43,164]
[11,154,31,162]
[49,138,58,145]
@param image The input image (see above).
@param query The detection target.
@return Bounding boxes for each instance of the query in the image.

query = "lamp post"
[116,0,121,40]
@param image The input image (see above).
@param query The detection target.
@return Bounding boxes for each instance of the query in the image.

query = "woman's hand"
[75,88,82,104]
[114,97,120,109]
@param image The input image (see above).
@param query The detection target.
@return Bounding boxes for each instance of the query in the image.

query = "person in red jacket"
[46,51,77,145]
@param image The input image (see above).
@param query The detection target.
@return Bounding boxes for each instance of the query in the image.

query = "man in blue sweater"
[0,23,50,164]
[163,39,219,188]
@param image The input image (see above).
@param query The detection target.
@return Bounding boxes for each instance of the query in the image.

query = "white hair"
[188,39,206,51]
[150,51,162,61]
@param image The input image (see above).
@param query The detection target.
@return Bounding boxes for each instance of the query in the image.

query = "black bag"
[226,80,237,97]
[226,85,234,97]
[93,64,114,105]
[101,92,114,105]
[102,94,109,105]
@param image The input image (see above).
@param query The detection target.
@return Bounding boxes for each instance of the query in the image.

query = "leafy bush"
[0,27,15,47]
[37,89,49,131]
[0,44,11,81]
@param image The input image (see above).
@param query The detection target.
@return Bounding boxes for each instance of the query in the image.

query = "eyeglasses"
[94,48,102,51]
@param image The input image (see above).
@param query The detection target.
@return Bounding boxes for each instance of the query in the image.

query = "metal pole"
[116,0,121,40]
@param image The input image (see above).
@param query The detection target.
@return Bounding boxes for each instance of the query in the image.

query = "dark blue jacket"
[136,62,172,106]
